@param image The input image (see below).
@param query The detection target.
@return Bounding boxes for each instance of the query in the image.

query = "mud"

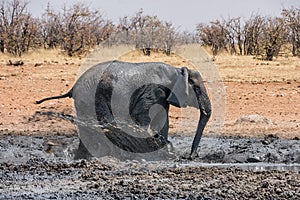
[0,135,299,199]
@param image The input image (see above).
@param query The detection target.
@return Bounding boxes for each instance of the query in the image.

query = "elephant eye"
[188,78,195,85]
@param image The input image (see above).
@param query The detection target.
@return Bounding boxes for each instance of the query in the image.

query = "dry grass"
[202,46,300,83]
[1,46,299,83]
[119,49,193,68]
[0,48,82,66]
[216,55,300,82]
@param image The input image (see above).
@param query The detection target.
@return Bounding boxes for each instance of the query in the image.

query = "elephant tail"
[35,89,73,104]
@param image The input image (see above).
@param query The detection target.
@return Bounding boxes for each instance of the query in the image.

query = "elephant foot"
[189,151,199,160]
[74,140,93,160]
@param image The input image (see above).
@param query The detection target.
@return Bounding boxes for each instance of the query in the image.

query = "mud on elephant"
[36,61,211,159]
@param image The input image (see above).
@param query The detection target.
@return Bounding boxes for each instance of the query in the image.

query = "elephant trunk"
[190,86,212,158]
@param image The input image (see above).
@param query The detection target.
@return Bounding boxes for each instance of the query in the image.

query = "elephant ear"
[167,67,189,108]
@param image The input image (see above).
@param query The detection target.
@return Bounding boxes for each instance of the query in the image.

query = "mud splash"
[1,135,299,165]
[0,135,299,199]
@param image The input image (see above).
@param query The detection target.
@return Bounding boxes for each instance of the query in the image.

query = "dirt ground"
[0,47,300,198]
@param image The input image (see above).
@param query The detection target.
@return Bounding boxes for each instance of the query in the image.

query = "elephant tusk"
[202,110,208,116]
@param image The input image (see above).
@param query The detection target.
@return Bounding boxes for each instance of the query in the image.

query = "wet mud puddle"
[0,135,299,199]
[170,135,300,172]
[0,135,299,170]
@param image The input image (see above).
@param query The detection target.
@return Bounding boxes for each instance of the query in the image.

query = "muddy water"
[0,135,299,199]
[1,135,299,166]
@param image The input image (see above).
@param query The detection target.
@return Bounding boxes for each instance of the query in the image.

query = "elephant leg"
[74,139,92,160]
[160,114,169,140]
[149,103,169,141]
[130,84,171,141]
[95,95,114,125]
[75,94,115,159]
[95,77,115,125]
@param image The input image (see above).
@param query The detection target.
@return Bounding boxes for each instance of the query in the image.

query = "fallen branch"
[8,60,24,66]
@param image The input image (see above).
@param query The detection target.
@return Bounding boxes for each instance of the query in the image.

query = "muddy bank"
[0,135,299,199]
[1,135,299,165]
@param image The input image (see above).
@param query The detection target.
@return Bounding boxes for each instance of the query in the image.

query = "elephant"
[36,60,212,159]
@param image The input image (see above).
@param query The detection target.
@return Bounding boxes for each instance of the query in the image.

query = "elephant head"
[167,67,212,157]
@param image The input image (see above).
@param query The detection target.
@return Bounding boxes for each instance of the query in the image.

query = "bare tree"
[113,10,178,56]
[196,21,228,55]
[158,22,176,55]
[2,0,295,59]
[57,3,109,56]
[0,0,39,56]
[40,3,62,49]
[0,2,194,57]
[226,17,243,55]
[282,7,300,56]
[261,17,286,60]
[114,16,132,44]
[243,14,265,56]
[130,10,157,55]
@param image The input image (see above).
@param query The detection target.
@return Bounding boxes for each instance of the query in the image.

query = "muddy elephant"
[36,61,211,159]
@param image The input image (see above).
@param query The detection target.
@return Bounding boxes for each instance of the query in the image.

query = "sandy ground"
[0,47,300,198]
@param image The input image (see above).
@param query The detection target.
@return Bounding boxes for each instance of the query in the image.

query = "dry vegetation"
[2,0,299,61]
[214,53,300,83]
